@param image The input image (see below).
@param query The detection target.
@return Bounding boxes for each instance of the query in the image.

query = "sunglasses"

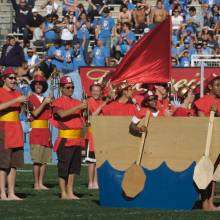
[64,86,74,90]
[7,76,17,80]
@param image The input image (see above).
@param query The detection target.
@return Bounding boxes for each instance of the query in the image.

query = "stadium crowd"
[0,0,220,212]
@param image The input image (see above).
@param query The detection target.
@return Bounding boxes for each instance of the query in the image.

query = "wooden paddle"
[122,111,151,198]
[193,111,215,190]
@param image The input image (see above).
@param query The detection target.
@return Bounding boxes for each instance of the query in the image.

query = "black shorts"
[0,132,24,169]
[57,143,81,179]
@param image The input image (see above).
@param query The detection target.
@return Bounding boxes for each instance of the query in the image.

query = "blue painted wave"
[98,161,198,210]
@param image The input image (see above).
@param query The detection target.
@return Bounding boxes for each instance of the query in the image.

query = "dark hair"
[189,6,196,12]
[209,76,220,87]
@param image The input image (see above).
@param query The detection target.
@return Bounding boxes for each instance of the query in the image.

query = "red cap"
[60,76,73,84]
[2,67,15,77]
[33,74,46,82]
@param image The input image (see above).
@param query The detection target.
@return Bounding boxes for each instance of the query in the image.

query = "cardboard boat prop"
[91,116,220,210]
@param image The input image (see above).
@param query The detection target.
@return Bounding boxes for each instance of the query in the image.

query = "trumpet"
[23,100,32,121]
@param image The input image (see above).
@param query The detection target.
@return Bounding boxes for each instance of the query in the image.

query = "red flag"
[111,16,171,85]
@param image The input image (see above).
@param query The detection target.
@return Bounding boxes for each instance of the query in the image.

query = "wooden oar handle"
[136,111,151,165]
[205,111,215,157]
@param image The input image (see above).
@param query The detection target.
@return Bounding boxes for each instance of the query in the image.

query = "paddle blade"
[122,164,146,198]
[193,156,214,189]
[213,164,220,182]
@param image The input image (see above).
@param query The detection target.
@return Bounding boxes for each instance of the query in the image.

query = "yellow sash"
[30,120,48,129]
[88,127,92,133]
[58,129,82,139]
[0,112,19,122]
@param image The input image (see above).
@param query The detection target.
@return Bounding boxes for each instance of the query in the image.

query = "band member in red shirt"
[102,84,136,116]
[52,76,87,200]
[85,82,105,190]
[129,90,170,136]
[173,86,196,117]
[0,67,27,200]
[29,75,52,190]
[194,76,220,211]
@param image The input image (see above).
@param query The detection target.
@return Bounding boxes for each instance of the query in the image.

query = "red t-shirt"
[102,101,136,116]
[157,99,175,116]
[173,107,196,117]
[0,87,23,149]
[86,97,104,152]
[52,95,85,151]
[28,94,52,147]
[195,94,220,116]
[88,97,103,115]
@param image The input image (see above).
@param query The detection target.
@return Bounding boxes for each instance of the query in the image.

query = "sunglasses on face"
[7,76,17,80]
[64,86,74,90]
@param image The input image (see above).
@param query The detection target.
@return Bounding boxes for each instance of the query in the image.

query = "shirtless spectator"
[132,0,150,33]
[150,0,167,25]
[119,5,132,24]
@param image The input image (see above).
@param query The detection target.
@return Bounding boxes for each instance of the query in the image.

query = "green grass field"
[1,165,220,220]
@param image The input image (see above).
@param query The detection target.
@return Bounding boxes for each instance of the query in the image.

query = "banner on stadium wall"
[80,67,220,95]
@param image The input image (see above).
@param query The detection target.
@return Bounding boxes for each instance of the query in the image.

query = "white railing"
[191,54,220,67]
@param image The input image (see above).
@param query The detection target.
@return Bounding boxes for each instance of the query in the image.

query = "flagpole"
[200,61,204,98]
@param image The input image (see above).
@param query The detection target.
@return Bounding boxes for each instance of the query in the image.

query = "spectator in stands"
[150,0,167,25]
[25,47,40,75]
[210,4,220,29]
[62,0,78,16]
[0,36,25,67]
[132,1,150,33]
[193,43,203,56]
[72,38,87,71]
[75,4,87,19]
[87,0,104,18]
[207,30,219,49]
[47,41,64,71]
[171,56,179,66]
[11,0,32,40]
[172,7,183,30]
[42,14,59,45]
[115,22,136,57]
[202,40,213,55]
[61,40,83,100]
[60,41,74,74]
[122,0,135,11]
[118,5,132,24]
[214,19,220,34]
[178,39,195,58]
[27,8,45,29]
[26,8,45,40]
[179,50,191,67]
[91,38,110,66]
[59,15,74,44]
[41,0,59,15]
[32,23,45,47]
[75,12,91,55]
[185,6,203,33]
[96,6,115,49]
[200,3,212,27]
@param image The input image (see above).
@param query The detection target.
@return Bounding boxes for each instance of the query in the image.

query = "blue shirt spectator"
[92,39,110,66]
